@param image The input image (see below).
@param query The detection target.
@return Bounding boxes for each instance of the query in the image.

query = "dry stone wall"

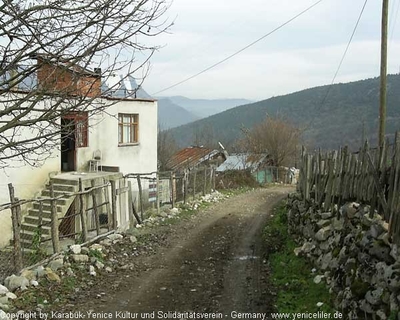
[287,193,400,319]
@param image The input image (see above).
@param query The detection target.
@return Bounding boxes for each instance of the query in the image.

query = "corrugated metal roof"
[167,147,221,171]
[216,153,268,172]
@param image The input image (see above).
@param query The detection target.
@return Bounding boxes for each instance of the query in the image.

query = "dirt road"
[59,186,293,319]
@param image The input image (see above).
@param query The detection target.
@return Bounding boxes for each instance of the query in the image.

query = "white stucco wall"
[76,98,158,176]
[0,92,61,247]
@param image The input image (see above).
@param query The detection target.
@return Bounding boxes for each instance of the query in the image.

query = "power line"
[152,0,325,96]
[389,0,400,47]
[303,0,369,132]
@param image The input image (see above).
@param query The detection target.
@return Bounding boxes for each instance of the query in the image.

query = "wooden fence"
[0,167,217,277]
[5,178,119,274]
[125,167,216,213]
[299,131,400,243]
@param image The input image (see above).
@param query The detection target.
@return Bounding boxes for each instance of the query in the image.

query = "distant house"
[216,153,271,173]
[0,55,158,248]
[216,153,298,184]
[216,153,280,184]
[166,146,226,173]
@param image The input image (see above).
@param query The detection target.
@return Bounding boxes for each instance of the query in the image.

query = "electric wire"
[151,0,325,96]
[302,0,369,133]
[389,0,400,47]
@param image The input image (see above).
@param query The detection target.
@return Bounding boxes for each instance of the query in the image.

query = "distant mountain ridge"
[167,74,400,151]
[158,98,199,129]
[164,96,253,118]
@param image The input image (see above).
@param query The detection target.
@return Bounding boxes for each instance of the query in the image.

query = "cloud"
[143,0,400,100]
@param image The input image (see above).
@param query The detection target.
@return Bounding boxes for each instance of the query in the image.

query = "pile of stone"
[0,233,128,315]
[140,191,227,227]
[287,193,400,319]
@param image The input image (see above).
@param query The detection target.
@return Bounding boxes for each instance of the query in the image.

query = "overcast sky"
[141,0,400,101]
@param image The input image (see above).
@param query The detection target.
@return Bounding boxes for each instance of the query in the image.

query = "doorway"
[61,117,76,172]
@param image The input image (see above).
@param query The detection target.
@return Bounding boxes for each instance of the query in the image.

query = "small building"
[216,153,279,184]
[166,146,226,173]
[216,153,270,173]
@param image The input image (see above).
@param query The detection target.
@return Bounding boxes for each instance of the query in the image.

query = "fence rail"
[299,131,400,244]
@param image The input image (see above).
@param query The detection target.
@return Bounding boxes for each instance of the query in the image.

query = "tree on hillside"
[0,0,170,169]
[239,116,300,167]
[192,124,217,149]
[157,127,178,171]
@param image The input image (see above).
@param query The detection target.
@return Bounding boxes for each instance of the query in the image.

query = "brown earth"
[50,186,294,319]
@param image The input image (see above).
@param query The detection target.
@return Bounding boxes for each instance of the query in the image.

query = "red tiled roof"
[167,147,219,171]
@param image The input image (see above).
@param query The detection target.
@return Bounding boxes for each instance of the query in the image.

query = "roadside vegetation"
[264,201,335,313]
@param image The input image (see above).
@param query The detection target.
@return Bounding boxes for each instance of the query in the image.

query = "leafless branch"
[0,0,171,169]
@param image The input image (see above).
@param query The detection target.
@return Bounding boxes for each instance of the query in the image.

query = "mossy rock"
[350,279,370,299]
[332,247,340,258]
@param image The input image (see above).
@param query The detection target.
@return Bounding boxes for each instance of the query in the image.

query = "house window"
[118,113,138,145]
[75,113,88,148]
[62,112,88,148]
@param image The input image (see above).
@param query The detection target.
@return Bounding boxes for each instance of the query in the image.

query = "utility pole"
[379,0,389,146]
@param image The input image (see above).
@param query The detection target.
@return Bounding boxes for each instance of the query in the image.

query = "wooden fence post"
[78,178,88,242]
[156,173,160,215]
[104,179,113,231]
[38,201,43,231]
[91,180,101,235]
[212,168,216,191]
[183,170,188,204]
[110,180,118,229]
[136,175,144,221]
[49,181,60,253]
[193,169,197,200]
[127,181,136,227]
[210,168,215,194]
[388,132,400,237]
[203,168,207,196]
[8,183,23,273]
[170,172,175,208]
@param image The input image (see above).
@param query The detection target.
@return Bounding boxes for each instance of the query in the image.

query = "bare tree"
[0,0,171,169]
[157,127,178,171]
[240,116,300,167]
[192,124,217,149]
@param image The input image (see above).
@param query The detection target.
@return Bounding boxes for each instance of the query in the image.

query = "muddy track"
[58,186,293,319]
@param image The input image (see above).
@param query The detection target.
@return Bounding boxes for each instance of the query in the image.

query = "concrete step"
[41,190,71,198]
[28,209,52,219]
[21,223,51,234]
[45,184,77,193]
[24,215,52,226]
[21,246,35,254]
[32,203,62,212]
[50,178,79,186]
[21,230,37,241]
[34,198,67,206]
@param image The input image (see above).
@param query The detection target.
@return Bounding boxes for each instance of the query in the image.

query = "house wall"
[0,92,61,247]
[36,58,101,98]
[76,98,158,176]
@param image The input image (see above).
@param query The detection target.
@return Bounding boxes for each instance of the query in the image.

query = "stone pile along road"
[56,186,294,319]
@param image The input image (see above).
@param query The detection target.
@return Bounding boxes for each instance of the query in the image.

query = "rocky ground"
[3,186,294,319]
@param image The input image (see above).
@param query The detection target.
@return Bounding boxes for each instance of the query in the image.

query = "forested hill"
[168,74,400,151]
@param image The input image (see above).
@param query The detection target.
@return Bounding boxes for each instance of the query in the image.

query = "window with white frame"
[118,113,139,145]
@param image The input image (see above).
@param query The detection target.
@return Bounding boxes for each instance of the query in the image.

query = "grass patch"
[265,202,335,314]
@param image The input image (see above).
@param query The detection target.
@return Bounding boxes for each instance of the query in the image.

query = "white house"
[0,56,157,248]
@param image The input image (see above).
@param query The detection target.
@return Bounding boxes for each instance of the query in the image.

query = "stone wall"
[287,193,400,319]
